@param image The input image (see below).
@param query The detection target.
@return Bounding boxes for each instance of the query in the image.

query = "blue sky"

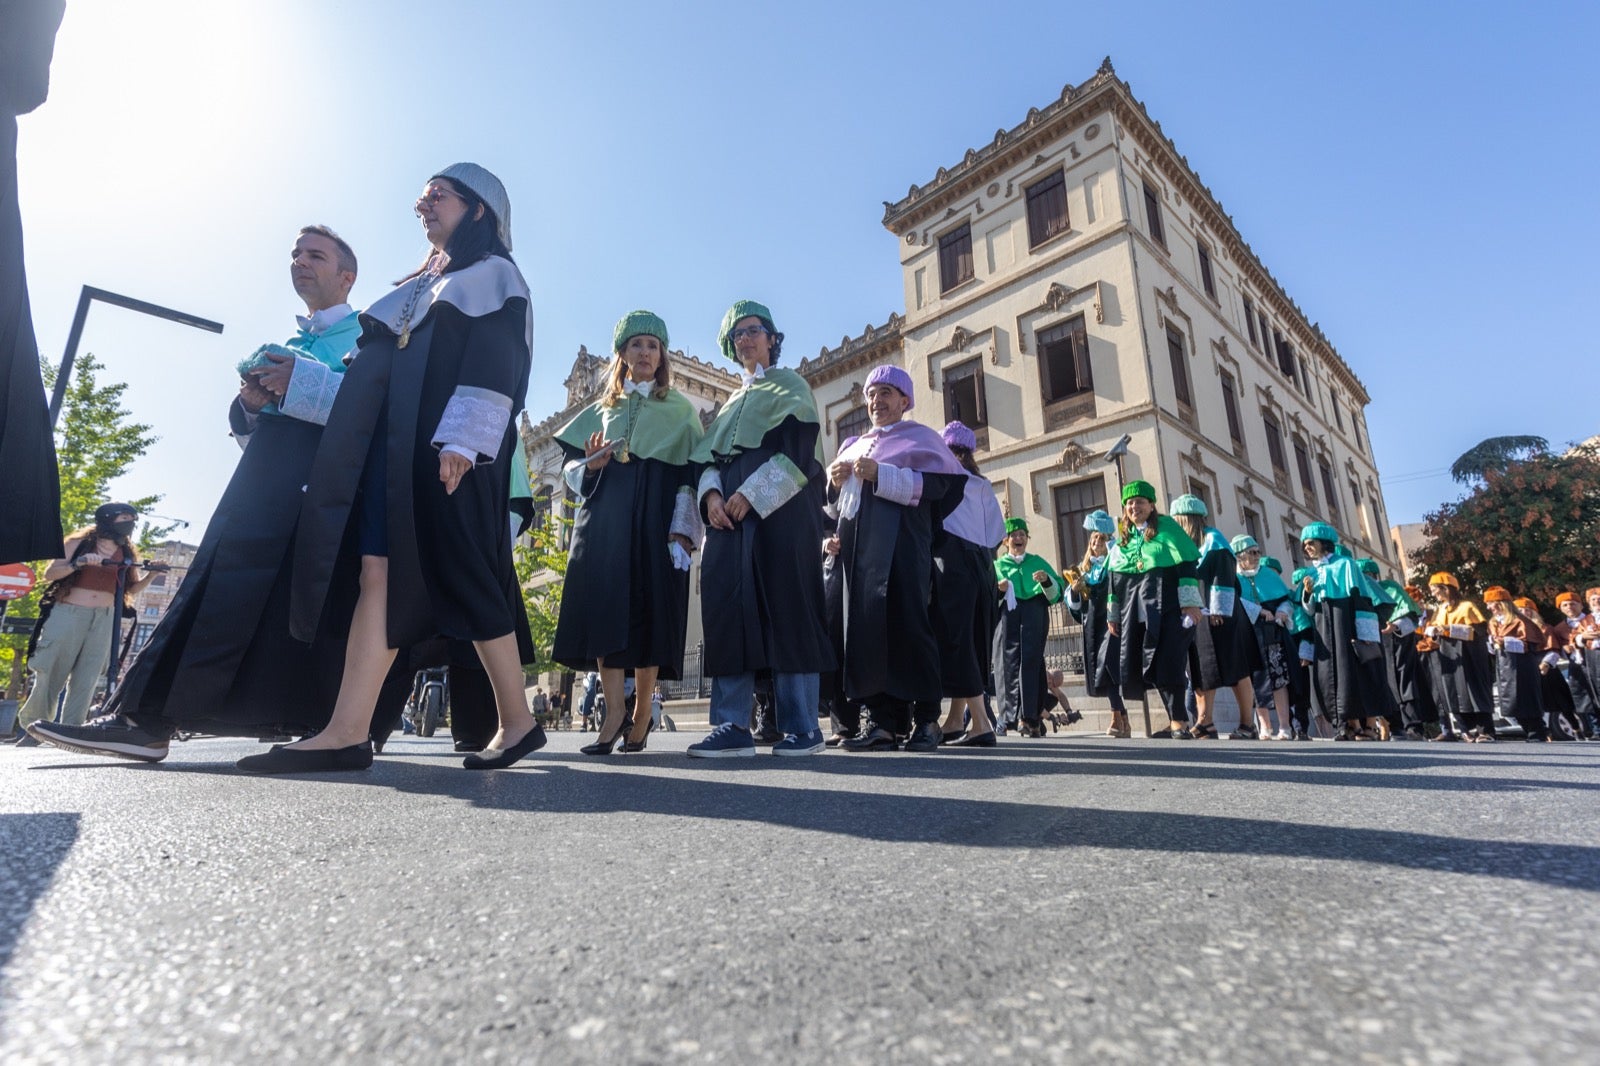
[17,0,1598,538]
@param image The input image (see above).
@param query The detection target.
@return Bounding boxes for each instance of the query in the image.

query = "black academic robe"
[936,538,1003,698]
[1305,589,1391,725]
[1111,564,1196,703]
[0,0,66,565]
[1493,639,1544,733]
[697,417,832,677]
[552,453,692,679]
[837,472,964,704]
[1070,567,1120,700]
[292,294,531,652]
[107,412,358,735]
[999,595,1050,726]
[1429,629,1496,730]
[1189,546,1260,691]
[1381,623,1424,730]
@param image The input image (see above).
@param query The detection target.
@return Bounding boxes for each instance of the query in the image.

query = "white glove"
[668,541,693,572]
[1004,586,1018,612]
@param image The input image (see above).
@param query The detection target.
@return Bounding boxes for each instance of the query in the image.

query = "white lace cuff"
[1298,641,1316,662]
[1209,586,1236,618]
[1177,583,1203,610]
[1392,616,1416,637]
[431,385,512,461]
[698,467,724,506]
[670,487,704,546]
[873,462,921,507]
[1242,598,1261,624]
[1354,611,1381,643]
[736,454,807,518]
[1543,651,1561,669]
[441,444,477,467]
[279,357,343,426]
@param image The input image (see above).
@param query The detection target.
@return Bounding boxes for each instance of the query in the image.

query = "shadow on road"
[0,813,81,978]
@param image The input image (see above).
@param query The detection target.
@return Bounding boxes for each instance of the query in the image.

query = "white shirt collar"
[296,303,354,335]
[740,363,767,387]
[623,378,653,397]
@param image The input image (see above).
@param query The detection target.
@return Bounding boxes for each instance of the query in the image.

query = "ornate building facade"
[802,58,1397,585]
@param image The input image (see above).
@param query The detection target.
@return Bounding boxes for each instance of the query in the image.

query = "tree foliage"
[1449,435,1549,484]
[2,354,166,694]
[1415,443,1600,618]
[512,502,573,676]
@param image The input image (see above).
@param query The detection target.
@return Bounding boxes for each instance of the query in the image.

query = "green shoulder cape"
[690,367,822,465]
[995,552,1064,604]
[555,388,703,467]
[1107,514,1201,574]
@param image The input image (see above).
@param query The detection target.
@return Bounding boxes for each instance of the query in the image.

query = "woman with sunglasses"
[245,164,540,773]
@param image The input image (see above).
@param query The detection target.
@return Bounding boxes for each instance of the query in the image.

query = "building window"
[1352,416,1364,453]
[1318,458,1341,522]
[1142,181,1166,248]
[1273,330,1295,378]
[1052,477,1107,574]
[1350,477,1371,540]
[1258,311,1272,357]
[1198,242,1216,299]
[1165,324,1191,410]
[1242,507,1262,542]
[1219,369,1244,452]
[942,358,987,430]
[938,223,974,294]
[1263,411,1287,476]
[1187,478,1210,512]
[1332,396,1345,431]
[150,573,166,587]
[134,623,155,651]
[1038,314,1093,402]
[144,605,160,617]
[1243,297,1259,347]
[1293,437,1316,506]
[1298,354,1316,403]
[836,405,870,444]
[1025,169,1069,247]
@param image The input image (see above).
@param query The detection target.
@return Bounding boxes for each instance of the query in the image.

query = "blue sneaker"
[772,731,825,756]
[686,723,757,759]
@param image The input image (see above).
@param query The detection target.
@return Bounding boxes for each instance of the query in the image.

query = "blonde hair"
[601,345,672,407]
[1173,514,1205,545]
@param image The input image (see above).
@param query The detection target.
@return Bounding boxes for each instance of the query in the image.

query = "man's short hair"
[299,224,358,278]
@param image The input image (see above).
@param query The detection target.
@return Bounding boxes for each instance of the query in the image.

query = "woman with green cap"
[994,518,1065,737]
[1273,556,1319,739]
[1233,535,1295,740]
[1065,508,1128,737]
[687,300,833,758]
[1169,495,1260,740]
[1298,523,1393,740]
[551,311,704,755]
[1359,558,1426,740]
[1105,480,1202,735]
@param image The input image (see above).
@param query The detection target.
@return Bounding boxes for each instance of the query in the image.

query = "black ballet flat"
[952,731,997,747]
[236,740,373,775]
[463,724,548,770]
[941,730,966,745]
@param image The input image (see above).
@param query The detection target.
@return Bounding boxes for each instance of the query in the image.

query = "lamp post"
[47,285,225,427]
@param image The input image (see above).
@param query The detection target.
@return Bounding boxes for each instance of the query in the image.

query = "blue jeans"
[710,672,819,736]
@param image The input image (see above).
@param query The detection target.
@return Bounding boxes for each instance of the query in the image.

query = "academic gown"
[833,423,965,704]
[292,257,533,653]
[1490,616,1545,735]
[1425,602,1496,730]
[551,389,702,679]
[1107,517,1201,703]
[995,552,1064,725]
[0,0,66,564]
[106,316,365,736]
[692,369,832,678]
[1375,582,1425,730]
[1069,556,1121,701]
[1303,553,1392,725]
[933,475,1005,699]
[1188,530,1260,691]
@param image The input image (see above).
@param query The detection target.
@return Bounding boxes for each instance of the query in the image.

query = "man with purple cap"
[827,365,967,752]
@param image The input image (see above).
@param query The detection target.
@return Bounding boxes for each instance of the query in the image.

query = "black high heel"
[621,716,656,753]
[580,723,626,756]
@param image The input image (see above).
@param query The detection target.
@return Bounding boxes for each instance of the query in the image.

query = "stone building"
[128,540,198,654]
[802,58,1397,591]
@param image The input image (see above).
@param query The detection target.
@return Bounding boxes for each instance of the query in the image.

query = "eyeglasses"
[729,325,768,342]
[414,187,463,215]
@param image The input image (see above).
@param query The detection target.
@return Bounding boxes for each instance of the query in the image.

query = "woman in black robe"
[1065,510,1127,737]
[1485,588,1547,740]
[685,300,833,757]
[1170,495,1260,739]
[551,310,703,755]
[254,164,541,774]
[1422,571,1496,742]
[1298,524,1392,741]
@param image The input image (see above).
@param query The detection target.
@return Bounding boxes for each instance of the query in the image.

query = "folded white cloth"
[837,475,862,520]
[1004,585,1018,612]
[669,541,693,572]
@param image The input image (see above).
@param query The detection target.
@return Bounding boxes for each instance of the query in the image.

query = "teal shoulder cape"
[555,387,703,466]
[690,367,822,465]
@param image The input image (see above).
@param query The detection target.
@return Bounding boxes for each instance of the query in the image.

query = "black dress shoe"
[841,727,897,752]
[463,724,547,770]
[952,730,997,747]
[904,722,942,753]
[580,728,624,756]
[237,741,373,774]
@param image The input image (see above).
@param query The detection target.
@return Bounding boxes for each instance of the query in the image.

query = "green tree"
[1449,435,1549,485]
[513,501,573,676]
[2,353,165,696]
[1415,443,1600,619]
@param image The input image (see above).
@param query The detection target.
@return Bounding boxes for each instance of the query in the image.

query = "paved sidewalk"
[3,733,1597,1064]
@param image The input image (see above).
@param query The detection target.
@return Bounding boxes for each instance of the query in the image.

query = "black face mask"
[111,520,137,537]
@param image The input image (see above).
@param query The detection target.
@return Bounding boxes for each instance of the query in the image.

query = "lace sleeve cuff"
[279,357,343,426]
[697,467,724,506]
[1177,582,1203,610]
[736,454,808,518]
[873,462,921,507]
[431,385,512,461]
[1354,611,1381,643]
[1208,586,1236,617]
[670,486,704,546]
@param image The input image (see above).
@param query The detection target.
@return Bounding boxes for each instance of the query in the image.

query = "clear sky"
[17,0,1599,539]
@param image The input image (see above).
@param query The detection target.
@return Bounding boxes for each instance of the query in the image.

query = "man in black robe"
[29,227,368,761]
[828,365,965,753]
[0,0,66,564]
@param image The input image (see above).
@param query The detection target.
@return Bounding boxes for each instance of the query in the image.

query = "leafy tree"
[2,354,166,696]
[512,499,573,677]
[1449,435,1548,484]
[1415,443,1600,619]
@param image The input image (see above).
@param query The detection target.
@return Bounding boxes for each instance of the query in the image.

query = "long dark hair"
[949,445,981,475]
[398,177,513,283]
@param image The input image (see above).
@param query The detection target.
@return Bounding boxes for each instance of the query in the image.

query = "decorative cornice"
[798,313,904,387]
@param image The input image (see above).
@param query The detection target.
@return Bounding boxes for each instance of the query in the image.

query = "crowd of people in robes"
[13,158,1600,771]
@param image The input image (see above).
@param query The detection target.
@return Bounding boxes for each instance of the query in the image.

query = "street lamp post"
[47,285,225,427]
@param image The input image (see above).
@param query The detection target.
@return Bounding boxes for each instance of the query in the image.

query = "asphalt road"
[3,731,1598,1065]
